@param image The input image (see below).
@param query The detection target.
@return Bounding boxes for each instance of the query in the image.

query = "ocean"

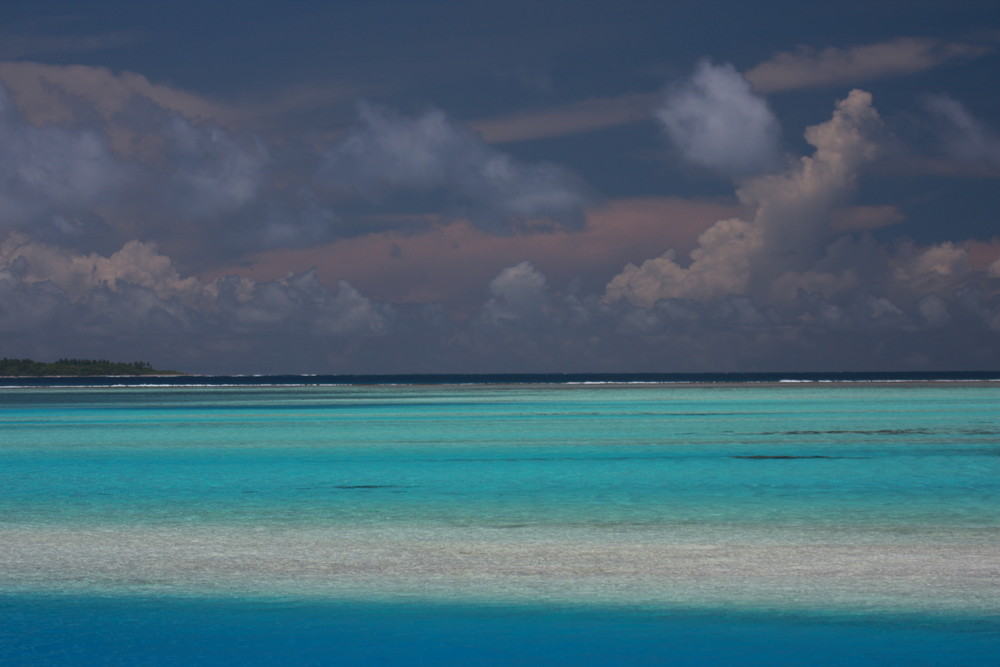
[1,375,998,664]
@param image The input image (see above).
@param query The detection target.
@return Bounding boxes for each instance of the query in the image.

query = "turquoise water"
[1,383,998,663]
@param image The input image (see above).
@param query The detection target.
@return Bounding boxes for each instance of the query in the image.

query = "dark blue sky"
[1,1,998,372]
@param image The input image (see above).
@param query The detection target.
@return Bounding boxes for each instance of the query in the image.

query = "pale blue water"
[1,382,998,664]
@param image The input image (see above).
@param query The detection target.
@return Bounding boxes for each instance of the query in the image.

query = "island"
[0,358,183,377]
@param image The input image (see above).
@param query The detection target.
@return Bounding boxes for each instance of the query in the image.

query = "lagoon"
[1,381,998,663]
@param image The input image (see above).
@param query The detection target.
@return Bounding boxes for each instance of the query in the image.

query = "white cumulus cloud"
[481,260,550,326]
[0,237,392,368]
[609,89,882,308]
[655,60,782,177]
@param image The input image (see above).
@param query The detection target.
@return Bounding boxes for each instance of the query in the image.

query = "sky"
[0,0,999,374]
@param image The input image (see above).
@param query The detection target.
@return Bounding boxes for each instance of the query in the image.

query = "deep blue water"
[2,596,999,666]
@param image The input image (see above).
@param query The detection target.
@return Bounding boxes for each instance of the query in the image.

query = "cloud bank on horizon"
[0,1,997,373]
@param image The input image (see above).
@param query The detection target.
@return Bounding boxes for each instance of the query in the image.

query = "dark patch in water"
[731,455,865,460]
[764,429,930,436]
[294,484,411,491]
[427,455,680,463]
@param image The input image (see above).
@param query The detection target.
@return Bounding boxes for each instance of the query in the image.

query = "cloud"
[215,196,741,307]
[480,261,549,327]
[592,87,1000,370]
[605,219,763,306]
[0,54,997,373]
[745,38,990,93]
[0,65,594,261]
[213,270,391,337]
[3,230,998,375]
[740,89,882,273]
[609,89,882,307]
[470,94,655,144]
[0,236,392,370]
[163,117,269,219]
[0,86,124,245]
[655,61,782,177]
[0,61,233,127]
[0,70,335,256]
[0,60,374,144]
[319,103,589,232]
[829,205,905,233]
[892,241,972,296]
[451,238,1000,372]
[924,95,1000,168]
[0,234,200,302]
[593,244,998,371]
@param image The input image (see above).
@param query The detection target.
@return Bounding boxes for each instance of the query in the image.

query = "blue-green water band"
[2,383,997,615]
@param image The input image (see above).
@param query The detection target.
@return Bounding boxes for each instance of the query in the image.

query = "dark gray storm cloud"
[319,104,590,232]
[0,65,593,264]
[0,75,283,256]
[164,118,269,220]
[0,86,123,246]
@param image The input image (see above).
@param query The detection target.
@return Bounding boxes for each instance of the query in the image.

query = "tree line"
[0,358,179,376]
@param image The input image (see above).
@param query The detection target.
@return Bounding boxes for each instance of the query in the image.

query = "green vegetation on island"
[0,358,183,377]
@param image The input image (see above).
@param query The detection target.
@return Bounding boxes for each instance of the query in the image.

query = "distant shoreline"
[2,371,999,388]
[0,358,183,378]
[0,374,188,378]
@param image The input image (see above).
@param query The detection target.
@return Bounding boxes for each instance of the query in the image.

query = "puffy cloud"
[605,219,763,306]
[0,237,391,369]
[741,89,882,274]
[0,56,997,373]
[989,256,1000,279]
[595,86,1000,370]
[3,229,999,373]
[745,38,990,93]
[0,234,200,302]
[829,205,904,233]
[924,95,1000,168]
[655,61,782,176]
[892,242,971,296]
[164,117,269,219]
[609,89,882,307]
[319,103,589,231]
[917,294,950,327]
[214,270,390,337]
[480,261,549,326]
[0,64,596,261]
[0,70,320,255]
[0,85,124,243]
